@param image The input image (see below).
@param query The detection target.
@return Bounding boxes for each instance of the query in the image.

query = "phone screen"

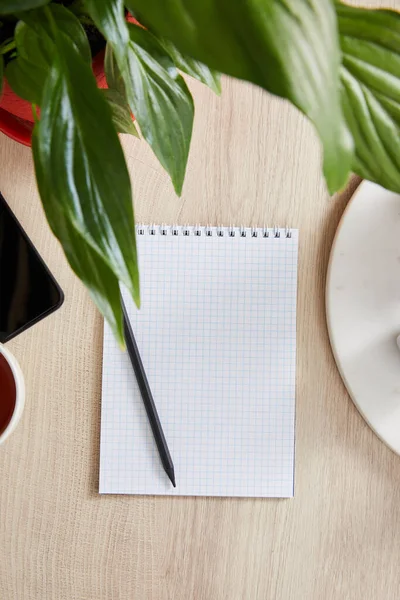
[0,193,64,343]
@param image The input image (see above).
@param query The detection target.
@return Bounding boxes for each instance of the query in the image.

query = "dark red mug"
[0,344,25,444]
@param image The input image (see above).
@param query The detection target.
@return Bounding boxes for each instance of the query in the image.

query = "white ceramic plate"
[326,181,400,455]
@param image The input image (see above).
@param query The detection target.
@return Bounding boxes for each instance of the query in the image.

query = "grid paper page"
[100,226,298,498]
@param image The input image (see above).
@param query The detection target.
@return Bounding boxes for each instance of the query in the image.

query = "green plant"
[0,0,399,343]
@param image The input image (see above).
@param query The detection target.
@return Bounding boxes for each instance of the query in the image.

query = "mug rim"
[0,343,25,445]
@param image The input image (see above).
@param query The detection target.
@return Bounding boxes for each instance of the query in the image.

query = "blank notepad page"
[100,226,298,498]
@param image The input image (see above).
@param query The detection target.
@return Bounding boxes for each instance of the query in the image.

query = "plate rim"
[325,180,399,456]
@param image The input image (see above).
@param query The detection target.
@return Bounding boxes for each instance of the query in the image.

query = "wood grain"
[1,3,400,598]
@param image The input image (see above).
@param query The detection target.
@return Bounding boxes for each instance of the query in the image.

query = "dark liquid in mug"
[0,354,16,436]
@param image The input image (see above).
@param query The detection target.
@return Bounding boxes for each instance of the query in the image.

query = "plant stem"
[78,16,94,26]
[0,38,16,55]
[31,104,39,124]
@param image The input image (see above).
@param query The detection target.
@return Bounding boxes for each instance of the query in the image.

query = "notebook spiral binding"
[136,225,292,238]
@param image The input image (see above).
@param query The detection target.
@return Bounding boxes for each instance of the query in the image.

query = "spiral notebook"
[100,225,298,498]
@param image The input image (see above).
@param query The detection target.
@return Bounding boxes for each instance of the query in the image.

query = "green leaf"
[84,0,129,60]
[104,41,125,95]
[117,24,194,195]
[102,88,139,136]
[32,27,139,341]
[6,20,53,104]
[97,7,194,193]
[126,0,353,194]
[63,223,125,346]
[337,3,400,193]
[161,39,221,95]
[0,0,49,14]
[7,5,91,105]
[35,129,125,343]
[6,54,44,104]
[21,4,91,63]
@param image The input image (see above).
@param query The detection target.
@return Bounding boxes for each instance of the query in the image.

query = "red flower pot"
[0,51,108,147]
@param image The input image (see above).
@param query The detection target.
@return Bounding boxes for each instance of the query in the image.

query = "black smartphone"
[0,193,64,343]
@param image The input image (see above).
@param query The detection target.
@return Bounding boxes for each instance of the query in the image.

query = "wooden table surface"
[2,3,400,598]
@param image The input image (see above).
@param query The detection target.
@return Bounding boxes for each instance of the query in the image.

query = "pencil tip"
[168,469,176,487]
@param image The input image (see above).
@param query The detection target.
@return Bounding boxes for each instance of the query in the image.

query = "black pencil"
[121,295,176,487]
